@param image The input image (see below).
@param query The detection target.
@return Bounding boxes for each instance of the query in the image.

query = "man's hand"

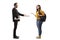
[14,17,20,20]
[24,14,29,17]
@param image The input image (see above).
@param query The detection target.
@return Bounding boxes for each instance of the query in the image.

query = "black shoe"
[13,36,19,39]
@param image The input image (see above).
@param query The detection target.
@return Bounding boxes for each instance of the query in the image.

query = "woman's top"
[35,10,45,20]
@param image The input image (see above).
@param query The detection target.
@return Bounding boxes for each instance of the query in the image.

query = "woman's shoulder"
[40,10,45,16]
[40,10,44,13]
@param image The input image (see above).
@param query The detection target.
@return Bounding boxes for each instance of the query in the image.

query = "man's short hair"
[14,3,17,6]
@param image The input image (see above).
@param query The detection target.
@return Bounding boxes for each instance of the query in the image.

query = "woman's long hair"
[36,5,41,15]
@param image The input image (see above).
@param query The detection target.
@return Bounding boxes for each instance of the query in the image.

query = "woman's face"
[36,5,39,10]
[36,5,41,11]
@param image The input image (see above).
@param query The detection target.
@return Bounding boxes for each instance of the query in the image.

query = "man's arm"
[14,8,24,16]
[18,12,24,16]
[16,9,29,17]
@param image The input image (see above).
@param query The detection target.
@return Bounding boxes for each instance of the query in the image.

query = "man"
[12,3,27,39]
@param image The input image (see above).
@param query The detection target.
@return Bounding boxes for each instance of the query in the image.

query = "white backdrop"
[0,0,60,40]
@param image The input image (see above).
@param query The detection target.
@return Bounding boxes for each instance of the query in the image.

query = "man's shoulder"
[12,8,15,10]
[12,8,16,11]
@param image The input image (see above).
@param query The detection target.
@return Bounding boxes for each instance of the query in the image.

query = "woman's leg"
[36,20,43,36]
[39,21,43,36]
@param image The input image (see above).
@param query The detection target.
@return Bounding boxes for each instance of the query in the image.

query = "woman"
[32,5,45,39]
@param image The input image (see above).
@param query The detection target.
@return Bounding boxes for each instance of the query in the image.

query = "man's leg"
[13,21,19,39]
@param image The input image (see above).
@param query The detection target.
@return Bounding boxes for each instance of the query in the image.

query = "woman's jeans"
[36,20,43,36]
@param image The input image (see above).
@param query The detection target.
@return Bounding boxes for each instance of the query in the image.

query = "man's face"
[15,4,18,8]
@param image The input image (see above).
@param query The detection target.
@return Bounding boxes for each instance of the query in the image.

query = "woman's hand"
[38,14,43,16]
[31,13,36,17]
[39,15,43,16]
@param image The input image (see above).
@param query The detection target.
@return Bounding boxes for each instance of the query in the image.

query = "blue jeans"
[36,20,43,35]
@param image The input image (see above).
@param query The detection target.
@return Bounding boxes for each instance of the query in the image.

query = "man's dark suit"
[12,8,24,37]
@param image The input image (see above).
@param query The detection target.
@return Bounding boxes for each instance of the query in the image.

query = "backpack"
[40,14,46,22]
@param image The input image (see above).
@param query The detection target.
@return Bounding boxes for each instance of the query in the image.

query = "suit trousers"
[13,21,18,37]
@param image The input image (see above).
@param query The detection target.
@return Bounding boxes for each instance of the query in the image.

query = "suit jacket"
[12,8,24,22]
